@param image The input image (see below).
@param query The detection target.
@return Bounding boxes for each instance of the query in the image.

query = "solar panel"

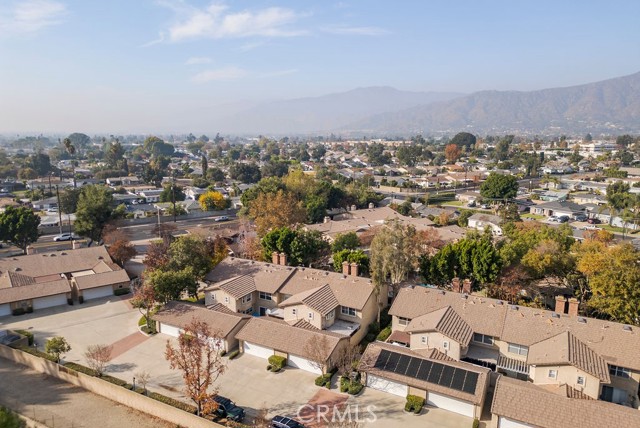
[427,362,444,384]
[374,349,390,369]
[449,369,466,391]
[405,357,422,379]
[440,365,456,389]
[396,355,412,375]
[416,359,433,381]
[385,351,401,372]
[462,371,479,394]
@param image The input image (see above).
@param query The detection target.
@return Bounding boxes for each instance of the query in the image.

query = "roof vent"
[577,317,587,323]
[509,305,518,311]
[552,313,560,319]
[623,325,633,332]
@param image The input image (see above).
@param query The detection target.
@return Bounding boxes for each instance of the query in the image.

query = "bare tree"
[165,320,226,416]
[334,344,360,380]
[84,344,113,376]
[130,282,157,329]
[135,370,151,394]
[303,335,331,374]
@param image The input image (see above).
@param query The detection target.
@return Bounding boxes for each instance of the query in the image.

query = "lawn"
[521,213,545,220]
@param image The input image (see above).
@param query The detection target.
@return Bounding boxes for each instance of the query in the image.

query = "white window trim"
[292,308,297,316]
[308,312,314,320]
[548,370,557,379]
[443,341,449,350]
[398,317,410,326]
[224,296,229,304]
[508,343,528,356]
[577,376,585,386]
[259,292,272,301]
[341,306,356,317]
[421,336,427,344]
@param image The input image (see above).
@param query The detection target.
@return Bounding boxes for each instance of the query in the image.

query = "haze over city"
[1,0,640,133]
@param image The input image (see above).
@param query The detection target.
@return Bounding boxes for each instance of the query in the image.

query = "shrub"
[315,373,332,386]
[365,333,376,343]
[78,296,84,304]
[380,308,391,328]
[64,362,97,377]
[18,346,57,362]
[348,381,363,395]
[12,308,25,316]
[368,321,380,336]
[268,355,286,371]
[141,325,157,335]
[405,395,425,414]
[376,326,392,342]
[102,374,128,387]
[472,418,480,428]
[15,329,33,346]
[114,288,130,296]
[148,391,197,414]
[138,316,146,327]
[67,298,74,305]
[266,365,272,371]
[26,307,33,313]
[228,350,240,360]
[219,350,227,357]
[339,376,349,393]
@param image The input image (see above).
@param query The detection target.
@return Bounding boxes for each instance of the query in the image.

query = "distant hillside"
[347,72,640,135]
[222,87,463,134]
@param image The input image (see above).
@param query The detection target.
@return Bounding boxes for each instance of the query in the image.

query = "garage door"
[33,294,67,310]
[243,341,274,359]
[160,323,182,337]
[288,354,322,374]
[427,391,475,417]
[366,375,408,397]
[83,286,114,301]
[498,416,534,428]
[0,304,10,317]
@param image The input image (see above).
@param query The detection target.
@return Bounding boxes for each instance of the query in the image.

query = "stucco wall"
[529,364,600,399]
[409,331,462,360]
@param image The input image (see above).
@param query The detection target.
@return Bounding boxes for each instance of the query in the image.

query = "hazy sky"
[1,0,639,134]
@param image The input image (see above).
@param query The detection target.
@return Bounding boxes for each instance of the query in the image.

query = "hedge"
[472,418,480,428]
[268,355,286,372]
[64,362,97,377]
[228,350,240,360]
[405,394,425,414]
[114,288,130,296]
[148,392,197,414]
[15,329,34,346]
[315,373,332,387]
[340,376,363,395]
[18,346,57,362]
[376,326,392,342]
[348,382,364,395]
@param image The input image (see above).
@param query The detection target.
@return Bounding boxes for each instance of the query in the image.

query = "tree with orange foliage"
[248,189,306,236]
[165,320,226,416]
[103,226,137,267]
[444,144,461,163]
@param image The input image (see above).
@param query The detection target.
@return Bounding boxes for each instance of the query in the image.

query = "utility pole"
[157,207,161,238]
[172,174,177,223]
[55,185,63,235]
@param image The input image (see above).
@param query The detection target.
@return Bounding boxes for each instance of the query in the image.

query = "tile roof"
[0,278,71,305]
[73,269,130,290]
[205,258,295,294]
[153,301,250,338]
[359,342,489,405]
[538,383,594,400]
[213,275,256,299]
[281,284,340,316]
[390,286,640,371]
[528,331,610,382]
[236,317,347,361]
[405,306,473,347]
[491,376,640,428]
[387,330,410,344]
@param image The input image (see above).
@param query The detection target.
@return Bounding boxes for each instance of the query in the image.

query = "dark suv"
[271,415,306,428]
[211,395,245,422]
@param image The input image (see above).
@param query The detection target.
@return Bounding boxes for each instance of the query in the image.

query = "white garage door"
[366,375,408,397]
[160,323,182,337]
[243,341,274,359]
[427,391,475,417]
[288,354,322,374]
[82,286,114,301]
[0,304,10,317]
[498,416,534,428]
[33,294,67,310]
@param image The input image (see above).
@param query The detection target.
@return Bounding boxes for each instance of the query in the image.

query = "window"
[398,317,410,326]
[473,333,494,345]
[241,294,252,304]
[325,312,334,321]
[507,343,529,356]
[292,308,297,316]
[242,307,253,315]
[308,312,314,320]
[577,376,585,386]
[609,365,631,379]
[443,341,449,350]
[341,306,356,317]
[224,296,229,304]
[421,336,427,344]
[259,292,272,301]
[548,369,557,379]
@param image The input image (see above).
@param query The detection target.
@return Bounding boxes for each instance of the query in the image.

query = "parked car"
[548,215,558,222]
[480,204,490,209]
[587,217,601,224]
[211,395,245,422]
[271,415,306,428]
[557,215,570,223]
[583,225,601,231]
[574,214,588,222]
[53,233,78,241]
[214,216,229,222]
[466,201,476,208]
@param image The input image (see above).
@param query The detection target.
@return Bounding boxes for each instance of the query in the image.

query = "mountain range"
[223,72,640,136]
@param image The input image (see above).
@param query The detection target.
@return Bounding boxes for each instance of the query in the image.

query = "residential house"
[455,191,481,204]
[0,246,130,316]
[203,256,381,345]
[154,301,250,353]
[31,197,58,210]
[138,189,162,203]
[467,213,503,236]
[530,200,585,218]
[539,190,569,202]
[571,193,606,206]
[106,176,142,187]
[386,286,640,408]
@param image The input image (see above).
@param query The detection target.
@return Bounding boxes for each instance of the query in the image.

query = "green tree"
[450,132,476,149]
[457,209,473,227]
[331,232,360,252]
[143,136,175,157]
[0,406,26,428]
[159,185,186,203]
[366,143,391,166]
[74,185,114,241]
[605,181,634,225]
[332,249,369,275]
[201,154,208,178]
[480,173,519,202]
[0,206,40,253]
[206,167,226,182]
[167,235,216,280]
[29,152,52,176]
[521,239,575,279]
[45,336,71,363]
[105,141,125,168]
[59,188,81,214]
[229,162,261,183]
[146,268,198,303]
[260,227,328,267]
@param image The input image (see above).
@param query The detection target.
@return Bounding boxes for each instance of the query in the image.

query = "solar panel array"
[374,349,479,394]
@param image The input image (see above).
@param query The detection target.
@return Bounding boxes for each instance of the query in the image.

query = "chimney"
[462,279,472,294]
[350,262,359,277]
[568,298,579,317]
[26,246,36,255]
[555,296,567,314]
[272,251,280,265]
[279,252,287,266]
[451,277,461,293]
[342,261,350,275]
[323,216,331,223]
[368,202,374,209]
